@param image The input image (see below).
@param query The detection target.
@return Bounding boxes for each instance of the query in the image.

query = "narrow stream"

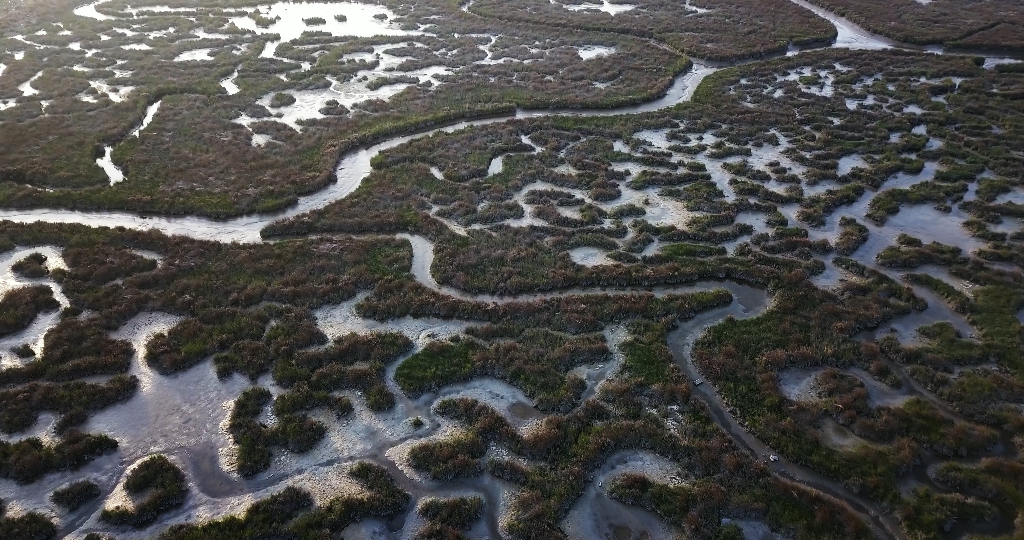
[9,0,1020,228]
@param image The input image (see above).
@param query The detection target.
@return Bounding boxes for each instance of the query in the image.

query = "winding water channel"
[1,1,1016,538]
[5,0,1019,242]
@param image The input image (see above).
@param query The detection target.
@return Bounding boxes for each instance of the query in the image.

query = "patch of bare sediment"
[561,451,684,540]
[722,517,785,540]
[856,267,977,344]
[777,367,825,403]
[385,425,463,484]
[398,233,442,292]
[0,246,70,366]
[53,312,274,536]
[818,417,873,450]
[249,389,423,488]
[568,246,615,267]
[431,377,543,429]
[0,452,121,533]
[848,367,911,408]
[0,412,58,445]
[808,261,845,291]
[776,366,910,408]
[128,248,164,266]
[393,487,495,539]
[87,313,249,464]
[314,291,473,341]
[76,457,366,539]
[815,202,985,269]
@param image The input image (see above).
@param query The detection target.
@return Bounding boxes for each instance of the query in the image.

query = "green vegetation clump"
[904,274,970,313]
[751,227,833,258]
[148,308,316,376]
[416,496,483,538]
[875,237,963,268]
[360,279,735,331]
[896,487,996,539]
[394,338,480,397]
[211,306,327,381]
[609,473,868,539]
[0,432,118,484]
[273,330,412,411]
[273,384,353,419]
[249,12,280,27]
[619,319,677,385]
[408,432,487,481]
[0,285,59,337]
[396,330,606,411]
[51,479,101,511]
[227,387,327,476]
[100,455,187,528]
[158,486,312,540]
[0,499,56,540]
[866,182,967,224]
[834,217,869,256]
[797,184,865,226]
[11,253,49,278]
[0,375,138,434]
[366,75,420,91]
[1,317,133,385]
[407,400,515,513]
[10,344,34,358]
[658,243,726,259]
[157,462,408,540]
[63,245,157,285]
[269,92,297,108]
[318,99,349,116]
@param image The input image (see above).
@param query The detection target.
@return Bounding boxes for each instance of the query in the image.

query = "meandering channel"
[4,0,1018,242]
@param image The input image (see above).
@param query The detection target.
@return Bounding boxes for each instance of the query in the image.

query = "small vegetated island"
[0,0,1023,539]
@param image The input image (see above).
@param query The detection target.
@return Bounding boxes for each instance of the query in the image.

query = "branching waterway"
[0,1,1015,538]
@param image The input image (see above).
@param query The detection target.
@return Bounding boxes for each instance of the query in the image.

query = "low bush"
[408,432,486,481]
[0,431,118,484]
[273,331,410,411]
[0,317,133,385]
[0,375,138,434]
[417,496,483,530]
[0,285,59,337]
[834,217,869,256]
[0,499,56,540]
[11,253,48,278]
[160,462,409,539]
[269,93,296,108]
[100,455,188,528]
[227,387,327,476]
[51,479,101,511]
